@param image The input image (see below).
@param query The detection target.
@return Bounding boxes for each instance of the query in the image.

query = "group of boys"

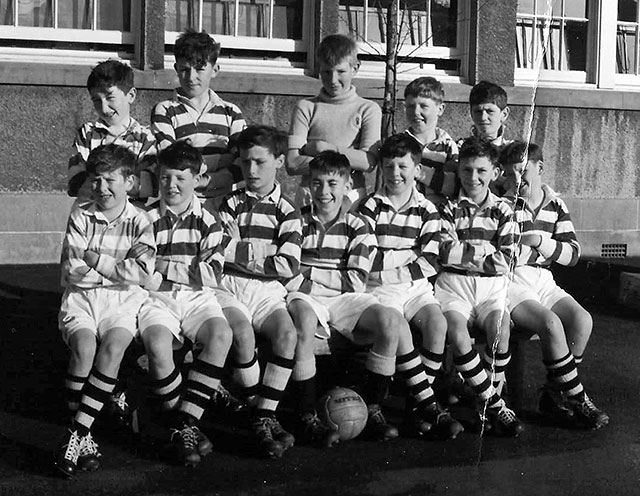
[54,28,609,477]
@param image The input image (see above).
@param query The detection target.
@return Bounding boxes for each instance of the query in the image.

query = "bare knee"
[69,332,97,366]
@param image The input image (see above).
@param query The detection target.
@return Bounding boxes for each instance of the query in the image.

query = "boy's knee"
[201,318,233,350]
[69,333,97,362]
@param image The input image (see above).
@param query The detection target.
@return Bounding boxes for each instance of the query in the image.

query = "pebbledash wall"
[2,0,640,267]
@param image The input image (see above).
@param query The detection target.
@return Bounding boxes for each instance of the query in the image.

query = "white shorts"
[138,288,225,344]
[59,286,147,346]
[368,279,439,321]
[287,291,378,340]
[435,272,509,327]
[508,265,570,310]
[219,274,287,330]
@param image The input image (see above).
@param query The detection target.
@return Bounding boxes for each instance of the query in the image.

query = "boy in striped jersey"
[137,141,234,466]
[217,125,301,458]
[55,144,156,477]
[500,141,609,430]
[403,77,458,206]
[288,150,455,443]
[435,137,523,437]
[151,29,246,210]
[357,134,463,440]
[68,60,156,202]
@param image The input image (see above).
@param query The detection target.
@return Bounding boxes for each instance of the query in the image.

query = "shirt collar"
[245,183,281,203]
[159,193,202,219]
[84,199,137,223]
[373,186,425,210]
[471,125,507,146]
[457,189,500,209]
[175,88,221,111]
[93,117,136,136]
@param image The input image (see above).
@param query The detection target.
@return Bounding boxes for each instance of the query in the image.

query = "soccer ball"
[317,387,368,441]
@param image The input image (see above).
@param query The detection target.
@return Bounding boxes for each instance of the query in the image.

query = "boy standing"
[402,77,458,205]
[137,141,234,466]
[499,141,609,430]
[55,144,155,477]
[217,125,301,458]
[287,34,381,207]
[151,29,246,209]
[68,60,156,202]
[466,80,512,149]
[357,134,463,439]
[435,137,523,437]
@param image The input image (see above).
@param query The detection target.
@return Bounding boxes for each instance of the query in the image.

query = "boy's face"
[238,145,283,197]
[90,169,133,216]
[470,103,509,139]
[501,159,542,199]
[381,153,420,197]
[159,166,198,210]
[404,95,444,134]
[318,58,358,98]
[89,85,135,128]
[309,170,351,220]
[174,59,219,99]
[458,155,499,203]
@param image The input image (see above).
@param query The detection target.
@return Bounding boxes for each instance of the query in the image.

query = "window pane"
[564,20,587,70]
[19,0,53,27]
[617,26,637,74]
[619,0,638,22]
[517,0,534,15]
[96,0,130,31]
[236,0,269,37]
[430,0,456,46]
[0,0,14,25]
[58,0,92,29]
[516,17,534,68]
[564,0,587,19]
[202,0,234,35]
[166,0,197,32]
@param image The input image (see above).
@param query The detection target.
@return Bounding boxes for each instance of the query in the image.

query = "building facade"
[1,0,639,265]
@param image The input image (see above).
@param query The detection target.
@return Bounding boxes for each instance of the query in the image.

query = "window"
[164,0,308,70]
[336,0,466,81]
[0,0,133,64]
[617,0,639,75]
[515,0,589,84]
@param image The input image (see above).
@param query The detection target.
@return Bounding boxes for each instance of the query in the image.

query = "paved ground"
[0,264,639,496]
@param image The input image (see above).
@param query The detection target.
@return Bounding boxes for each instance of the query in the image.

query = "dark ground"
[0,264,639,496]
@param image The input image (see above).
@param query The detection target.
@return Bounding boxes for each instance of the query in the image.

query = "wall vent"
[600,243,627,258]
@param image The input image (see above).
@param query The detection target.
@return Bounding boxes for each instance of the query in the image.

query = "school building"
[1,0,639,272]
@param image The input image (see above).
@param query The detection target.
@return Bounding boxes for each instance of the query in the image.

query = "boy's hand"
[200,247,217,264]
[520,233,543,248]
[304,140,336,156]
[83,250,100,268]
[226,221,241,240]
[126,243,150,259]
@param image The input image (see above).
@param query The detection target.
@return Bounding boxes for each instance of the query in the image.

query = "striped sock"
[573,354,583,365]
[544,353,584,398]
[419,349,444,385]
[179,359,224,422]
[482,347,511,396]
[232,353,260,400]
[75,369,117,434]
[65,374,86,414]
[151,367,183,411]
[454,350,503,409]
[397,349,435,405]
[255,355,294,417]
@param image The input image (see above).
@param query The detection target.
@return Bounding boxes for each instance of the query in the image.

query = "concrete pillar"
[467,0,516,86]
[134,0,166,71]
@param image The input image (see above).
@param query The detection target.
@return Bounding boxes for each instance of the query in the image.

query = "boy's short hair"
[458,136,499,166]
[309,151,351,179]
[236,125,287,158]
[174,29,221,66]
[158,140,203,175]
[404,76,445,103]
[379,133,422,164]
[87,60,134,93]
[316,34,359,67]
[469,80,508,110]
[499,141,544,168]
[86,144,136,177]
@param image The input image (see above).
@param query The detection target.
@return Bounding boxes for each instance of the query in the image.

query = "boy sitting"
[402,77,458,205]
[217,125,301,458]
[288,150,459,444]
[287,34,381,207]
[435,137,523,437]
[151,29,246,209]
[68,59,156,202]
[55,144,155,477]
[499,140,609,430]
[357,134,463,439]
[137,141,234,467]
